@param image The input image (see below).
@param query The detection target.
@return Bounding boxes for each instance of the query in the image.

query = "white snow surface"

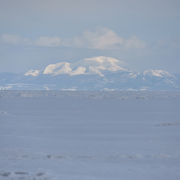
[24,70,40,77]
[0,91,180,180]
[143,69,174,78]
[27,56,127,77]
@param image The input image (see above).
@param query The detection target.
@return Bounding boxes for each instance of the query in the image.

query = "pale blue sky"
[0,0,180,73]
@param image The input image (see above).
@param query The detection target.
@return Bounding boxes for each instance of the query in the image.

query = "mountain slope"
[0,56,179,90]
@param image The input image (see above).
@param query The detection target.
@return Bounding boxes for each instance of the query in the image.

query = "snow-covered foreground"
[0,91,180,180]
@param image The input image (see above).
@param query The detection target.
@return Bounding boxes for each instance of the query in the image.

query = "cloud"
[1,34,61,47]
[70,28,124,49]
[24,69,40,77]
[69,28,145,49]
[1,34,31,45]
[35,36,61,47]
[1,28,145,49]
[125,36,146,49]
[2,34,21,44]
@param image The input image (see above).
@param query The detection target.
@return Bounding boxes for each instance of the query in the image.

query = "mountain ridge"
[0,56,179,90]
[0,70,179,91]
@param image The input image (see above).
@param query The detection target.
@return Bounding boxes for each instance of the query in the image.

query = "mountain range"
[0,56,180,91]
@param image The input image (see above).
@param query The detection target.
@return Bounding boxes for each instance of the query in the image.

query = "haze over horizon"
[0,0,180,74]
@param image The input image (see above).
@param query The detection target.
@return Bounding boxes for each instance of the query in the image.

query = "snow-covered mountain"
[0,56,179,90]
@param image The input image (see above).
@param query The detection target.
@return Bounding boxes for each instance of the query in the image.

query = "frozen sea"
[0,91,180,180]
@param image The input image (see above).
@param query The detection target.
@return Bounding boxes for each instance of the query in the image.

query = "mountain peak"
[25,56,127,77]
[24,70,40,77]
[143,69,174,78]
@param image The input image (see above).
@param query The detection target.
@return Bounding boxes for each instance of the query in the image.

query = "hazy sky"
[0,0,180,73]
